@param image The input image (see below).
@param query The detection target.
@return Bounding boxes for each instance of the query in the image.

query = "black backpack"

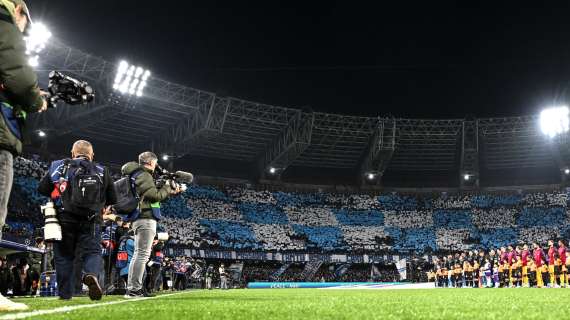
[113,169,143,215]
[61,159,105,217]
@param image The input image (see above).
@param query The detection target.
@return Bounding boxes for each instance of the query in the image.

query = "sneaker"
[143,291,155,298]
[124,290,144,299]
[0,293,28,312]
[83,274,103,301]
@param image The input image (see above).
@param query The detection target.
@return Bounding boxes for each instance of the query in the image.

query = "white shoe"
[0,293,28,312]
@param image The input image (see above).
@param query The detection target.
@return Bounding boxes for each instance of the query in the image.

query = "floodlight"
[162,154,169,161]
[565,168,570,175]
[464,174,470,181]
[37,130,46,137]
[113,60,151,97]
[540,106,570,138]
[367,173,375,180]
[269,167,276,174]
[24,22,52,67]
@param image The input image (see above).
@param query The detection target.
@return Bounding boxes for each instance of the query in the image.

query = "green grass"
[3,288,570,319]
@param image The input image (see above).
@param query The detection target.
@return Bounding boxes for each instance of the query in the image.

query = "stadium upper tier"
[6,157,570,254]
[27,40,567,187]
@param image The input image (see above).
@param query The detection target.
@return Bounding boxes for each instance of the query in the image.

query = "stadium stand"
[5,157,570,255]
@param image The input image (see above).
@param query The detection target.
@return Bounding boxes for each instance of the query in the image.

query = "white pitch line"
[0,291,196,320]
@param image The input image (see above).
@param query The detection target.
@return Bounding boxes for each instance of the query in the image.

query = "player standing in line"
[547,240,558,288]
[512,248,522,288]
[565,251,570,287]
[472,255,480,288]
[521,244,530,287]
[498,247,506,287]
[463,258,472,288]
[507,245,515,287]
[532,243,545,288]
[453,255,462,288]
[444,256,451,288]
[527,257,536,287]
[557,240,567,288]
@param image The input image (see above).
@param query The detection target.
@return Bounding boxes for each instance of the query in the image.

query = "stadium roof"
[30,40,564,188]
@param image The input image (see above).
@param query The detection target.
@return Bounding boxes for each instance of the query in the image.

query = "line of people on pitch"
[432,240,570,288]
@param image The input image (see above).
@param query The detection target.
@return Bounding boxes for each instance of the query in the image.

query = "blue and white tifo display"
[247,282,435,290]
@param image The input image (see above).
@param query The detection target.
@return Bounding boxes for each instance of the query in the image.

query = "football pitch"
[2,288,570,320]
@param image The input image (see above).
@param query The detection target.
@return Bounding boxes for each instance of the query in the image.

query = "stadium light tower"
[540,106,570,138]
[24,22,52,67]
[113,60,151,97]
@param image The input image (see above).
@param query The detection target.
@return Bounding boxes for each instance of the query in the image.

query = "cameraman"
[38,140,117,301]
[0,0,47,311]
[122,152,181,298]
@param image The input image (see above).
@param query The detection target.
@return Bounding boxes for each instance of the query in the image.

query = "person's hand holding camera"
[39,90,49,112]
[168,181,182,195]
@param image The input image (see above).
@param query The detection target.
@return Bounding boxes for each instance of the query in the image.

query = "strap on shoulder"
[60,159,72,179]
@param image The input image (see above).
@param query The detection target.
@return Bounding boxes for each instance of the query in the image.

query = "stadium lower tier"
[6,157,570,254]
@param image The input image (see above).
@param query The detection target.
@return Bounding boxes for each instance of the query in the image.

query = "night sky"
[27,1,570,119]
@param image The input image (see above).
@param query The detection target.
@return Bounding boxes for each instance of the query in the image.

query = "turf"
[3,288,570,319]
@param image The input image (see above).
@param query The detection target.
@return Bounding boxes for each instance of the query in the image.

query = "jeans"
[127,219,156,292]
[53,220,102,299]
[0,150,13,240]
[220,276,228,290]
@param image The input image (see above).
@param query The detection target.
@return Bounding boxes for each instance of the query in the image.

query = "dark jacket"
[37,157,117,223]
[11,261,34,296]
[0,263,13,295]
[121,162,172,220]
[0,5,44,155]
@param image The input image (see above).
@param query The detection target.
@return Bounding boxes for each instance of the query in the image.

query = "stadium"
[2,1,570,319]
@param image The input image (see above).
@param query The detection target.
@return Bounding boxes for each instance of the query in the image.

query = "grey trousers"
[127,218,157,292]
[0,150,13,240]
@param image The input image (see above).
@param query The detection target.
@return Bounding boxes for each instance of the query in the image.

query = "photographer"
[205,265,214,290]
[122,152,181,298]
[101,213,119,292]
[219,263,228,290]
[38,140,117,301]
[144,238,165,294]
[0,0,47,311]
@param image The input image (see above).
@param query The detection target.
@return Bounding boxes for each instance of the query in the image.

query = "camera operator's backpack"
[113,169,144,215]
[60,159,105,217]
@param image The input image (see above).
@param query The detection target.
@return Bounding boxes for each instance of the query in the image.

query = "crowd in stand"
[6,156,570,255]
[161,187,570,254]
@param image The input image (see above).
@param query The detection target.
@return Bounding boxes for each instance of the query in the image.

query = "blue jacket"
[119,237,135,277]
